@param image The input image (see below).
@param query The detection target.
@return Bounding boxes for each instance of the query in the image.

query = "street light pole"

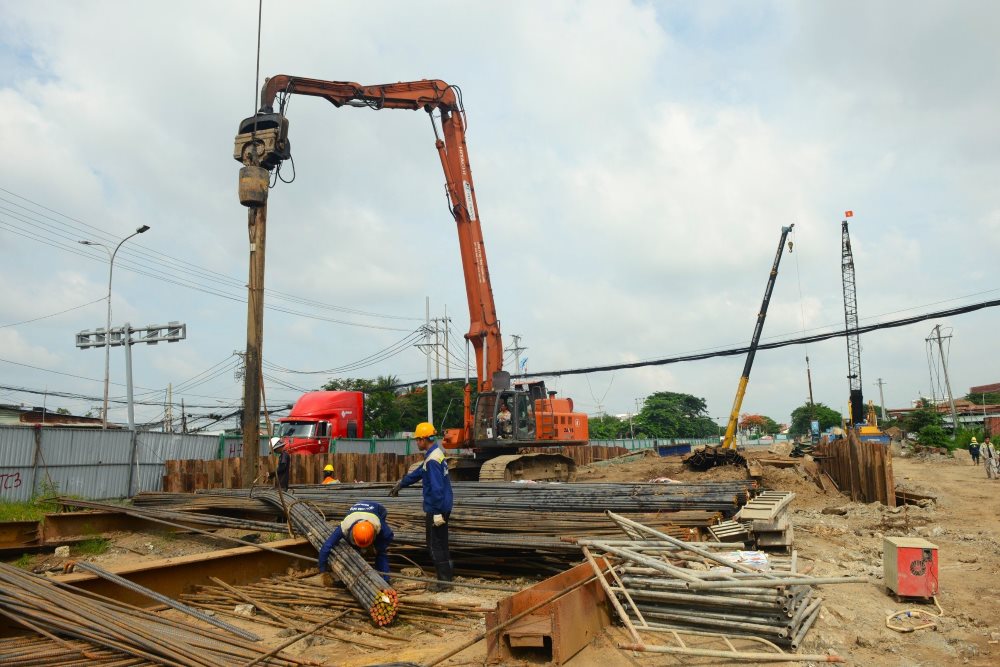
[79,225,150,429]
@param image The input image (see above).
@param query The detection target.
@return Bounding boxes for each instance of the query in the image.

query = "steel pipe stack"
[581,512,864,651]
[254,489,399,626]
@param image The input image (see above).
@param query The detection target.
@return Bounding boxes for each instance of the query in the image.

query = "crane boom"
[718,224,795,450]
[253,76,504,392]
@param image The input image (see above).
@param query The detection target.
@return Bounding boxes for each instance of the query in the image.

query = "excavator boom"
[236,76,586,470]
[253,76,503,393]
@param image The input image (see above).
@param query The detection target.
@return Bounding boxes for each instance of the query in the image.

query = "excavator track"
[683,446,747,472]
[478,453,577,482]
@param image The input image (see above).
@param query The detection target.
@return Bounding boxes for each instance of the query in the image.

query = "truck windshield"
[278,422,315,438]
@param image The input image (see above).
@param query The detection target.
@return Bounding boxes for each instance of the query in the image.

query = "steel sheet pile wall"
[161,445,647,491]
[162,453,423,491]
[584,512,863,657]
[254,489,399,626]
[815,430,895,506]
[0,426,221,502]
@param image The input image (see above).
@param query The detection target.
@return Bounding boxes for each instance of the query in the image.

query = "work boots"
[429,560,453,592]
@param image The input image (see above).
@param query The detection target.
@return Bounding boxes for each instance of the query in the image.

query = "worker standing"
[969,437,981,466]
[321,463,340,485]
[983,436,997,479]
[268,438,291,491]
[318,500,394,582]
[389,422,454,590]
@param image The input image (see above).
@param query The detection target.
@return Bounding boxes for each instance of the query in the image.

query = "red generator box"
[883,537,939,598]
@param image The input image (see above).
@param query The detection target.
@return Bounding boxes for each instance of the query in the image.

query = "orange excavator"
[234,76,586,481]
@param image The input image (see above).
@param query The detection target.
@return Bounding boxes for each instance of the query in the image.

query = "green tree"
[635,392,717,438]
[738,414,781,436]
[396,381,474,434]
[966,391,1000,405]
[55,408,71,415]
[903,399,943,434]
[589,414,627,439]
[322,375,402,437]
[789,403,843,436]
[917,425,947,447]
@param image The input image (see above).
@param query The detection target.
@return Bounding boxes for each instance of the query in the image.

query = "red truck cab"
[273,391,364,455]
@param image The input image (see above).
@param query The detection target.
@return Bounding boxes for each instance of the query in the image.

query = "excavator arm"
[245,76,504,393]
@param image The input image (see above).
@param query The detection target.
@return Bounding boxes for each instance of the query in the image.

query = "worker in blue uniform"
[389,421,454,590]
[317,500,394,582]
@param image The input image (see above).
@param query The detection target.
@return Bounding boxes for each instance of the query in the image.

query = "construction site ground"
[6,450,999,666]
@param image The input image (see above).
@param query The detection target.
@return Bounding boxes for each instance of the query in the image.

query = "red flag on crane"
[845,210,854,217]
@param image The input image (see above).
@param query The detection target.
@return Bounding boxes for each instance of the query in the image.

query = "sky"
[0,1,998,432]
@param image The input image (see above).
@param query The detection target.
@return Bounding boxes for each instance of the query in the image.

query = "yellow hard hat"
[971,437,978,444]
[323,464,334,472]
[414,422,436,439]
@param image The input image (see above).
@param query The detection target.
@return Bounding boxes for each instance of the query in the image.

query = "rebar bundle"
[253,488,399,626]
[0,562,308,667]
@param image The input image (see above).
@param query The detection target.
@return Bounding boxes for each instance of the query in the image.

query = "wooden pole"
[241,202,267,488]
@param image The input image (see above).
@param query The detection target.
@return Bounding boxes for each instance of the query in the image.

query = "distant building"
[0,404,106,428]
[887,398,1000,433]
[970,382,1000,395]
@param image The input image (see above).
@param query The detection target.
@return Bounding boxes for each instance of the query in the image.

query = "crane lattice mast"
[841,218,864,426]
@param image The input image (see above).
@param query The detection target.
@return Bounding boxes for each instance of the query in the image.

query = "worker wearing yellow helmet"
[321,463,339,485]
[389,421,454,590]
[318,500,394,582]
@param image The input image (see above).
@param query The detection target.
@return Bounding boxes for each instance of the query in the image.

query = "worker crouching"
[390,422,454,591]
[318,500,394,582]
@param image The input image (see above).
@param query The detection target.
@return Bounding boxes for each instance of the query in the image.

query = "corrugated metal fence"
[0,427,700,502]
[0,426,218,502]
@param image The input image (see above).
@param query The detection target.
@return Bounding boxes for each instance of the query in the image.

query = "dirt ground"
[7,450,1000,666]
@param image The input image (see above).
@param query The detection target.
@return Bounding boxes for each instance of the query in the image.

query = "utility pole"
[434,317,441,380]
[507,335,527,376]
[875,378,887,422]
[444,305,450,380]
[930,324,959,431]
[181,398,187,433]
[425,298,433,425]
[165,383,173,433]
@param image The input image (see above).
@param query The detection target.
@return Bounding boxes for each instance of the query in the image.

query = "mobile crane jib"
[685,224,794,471]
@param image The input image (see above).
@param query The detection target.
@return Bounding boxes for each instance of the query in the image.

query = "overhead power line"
[0,187,422,329]
[520,297,1000,379]
[0,297,106,329]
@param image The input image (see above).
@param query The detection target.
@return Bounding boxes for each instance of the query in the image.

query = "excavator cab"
[473,390,536,443]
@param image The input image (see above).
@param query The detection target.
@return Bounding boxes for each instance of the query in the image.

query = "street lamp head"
[136,225,150,234]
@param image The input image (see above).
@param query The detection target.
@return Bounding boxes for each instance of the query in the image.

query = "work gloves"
[388,482,402,497]
[433,514,446,527]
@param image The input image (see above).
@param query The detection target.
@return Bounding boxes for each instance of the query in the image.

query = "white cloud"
[0,1,996,427]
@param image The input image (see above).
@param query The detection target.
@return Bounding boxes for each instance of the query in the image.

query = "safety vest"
[423,446,448,473]
[322,476,339,485]
[341,510,382,537]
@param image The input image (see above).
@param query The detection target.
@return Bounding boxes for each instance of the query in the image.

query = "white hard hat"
[270,437,284,450]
